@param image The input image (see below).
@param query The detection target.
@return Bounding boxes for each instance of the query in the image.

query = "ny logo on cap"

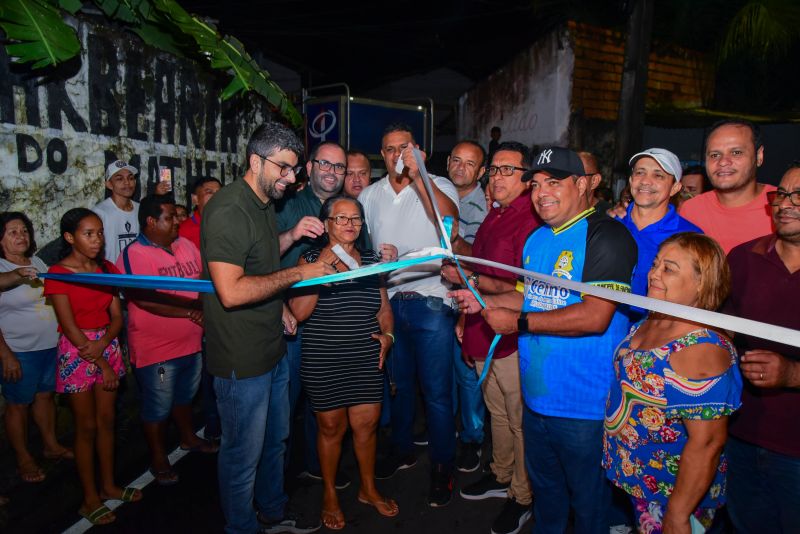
[115,161,125,168]
[537,149,553,165]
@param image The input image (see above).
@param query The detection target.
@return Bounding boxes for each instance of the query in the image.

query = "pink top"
[679,184,776,254]
[115,236,203,368]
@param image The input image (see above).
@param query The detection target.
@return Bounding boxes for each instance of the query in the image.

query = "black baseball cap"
[522,147,586,182]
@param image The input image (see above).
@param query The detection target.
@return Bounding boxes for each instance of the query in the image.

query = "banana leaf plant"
[0,0,302,127]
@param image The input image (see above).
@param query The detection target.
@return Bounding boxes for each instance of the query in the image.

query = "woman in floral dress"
[604,233,743,533]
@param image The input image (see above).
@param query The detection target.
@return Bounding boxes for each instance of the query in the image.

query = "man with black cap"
[450,146,638,534]
[611,148,702,319]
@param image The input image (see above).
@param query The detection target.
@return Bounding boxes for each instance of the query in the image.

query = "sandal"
[179,438,219,454]
[18,462,45,483]
[100,487,143,502]
[43,447,75,461]
[358,495,399,517]
[321,508,345,530]
[149,467,180,486]
[79,504,116,525]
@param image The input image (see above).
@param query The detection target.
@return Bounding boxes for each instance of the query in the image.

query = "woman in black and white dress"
[289,195,397,530]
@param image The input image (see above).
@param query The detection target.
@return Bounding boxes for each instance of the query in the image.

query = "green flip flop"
[119,487,142,502]
[80,504,116,525]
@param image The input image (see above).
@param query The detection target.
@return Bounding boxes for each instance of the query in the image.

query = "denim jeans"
[522,407,608,534]
[726,436,800,533]
[214,357,290,534]
[134,352,201,422]
[453,341,485,443]
[285,327,320,473]
[388,296,456,466]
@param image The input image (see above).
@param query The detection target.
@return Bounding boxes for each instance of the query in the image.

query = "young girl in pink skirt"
[44,208,141,525]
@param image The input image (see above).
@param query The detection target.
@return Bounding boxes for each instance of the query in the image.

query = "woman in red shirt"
[44,208,141,525]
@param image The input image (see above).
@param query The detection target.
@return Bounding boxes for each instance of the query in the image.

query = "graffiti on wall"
[457,27,573,151]
[0,20,271,244]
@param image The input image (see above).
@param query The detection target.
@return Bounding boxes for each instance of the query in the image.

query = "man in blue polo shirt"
[450,147,638,533]
[612,148,702,320]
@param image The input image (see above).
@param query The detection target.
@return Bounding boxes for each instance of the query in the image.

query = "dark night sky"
[179,0,799,115]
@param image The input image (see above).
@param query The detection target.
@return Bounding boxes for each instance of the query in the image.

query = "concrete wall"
[0,18,271,246]
[457,26,574,150]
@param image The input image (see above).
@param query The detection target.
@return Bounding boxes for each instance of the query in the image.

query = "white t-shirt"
[0,256,59,352]
[93,197,139,264]
[359,175,459,300]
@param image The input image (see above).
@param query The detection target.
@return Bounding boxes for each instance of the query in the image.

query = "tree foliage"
[0,0,301,127]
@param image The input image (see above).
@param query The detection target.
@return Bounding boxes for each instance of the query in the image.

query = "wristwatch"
[517,312,529,333]
[467,272,480,289]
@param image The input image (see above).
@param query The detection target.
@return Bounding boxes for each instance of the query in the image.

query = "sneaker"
[413,430,429,446]
[428,464,453,507]
[375,453,417,479]
[609,526,634,534]
[299,469,352,489]
[459,472,510,500]
[258,511,321,533]
[491,498,532,534]
[456,442,482,473]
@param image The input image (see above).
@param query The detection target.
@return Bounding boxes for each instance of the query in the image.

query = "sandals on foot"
[358,495,399,517]
[43,448,75,461]
[79,504,116,525]
[100,487,143,502]
[18,462,45,483]
[179,438,218,454]
[149,467,180,486]
[321,508,345,530]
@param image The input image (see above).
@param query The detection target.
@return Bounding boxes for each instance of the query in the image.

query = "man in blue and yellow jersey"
[450,146,638,534]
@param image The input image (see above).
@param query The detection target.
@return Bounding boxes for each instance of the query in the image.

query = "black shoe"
[375,453,417,479]
[456,442,482,473]
[491,498,532,534]
[428,464,453,507]
[299,469,352,489]
[459,472,510,500]
[413,430,429,446]
[257,510,321,533]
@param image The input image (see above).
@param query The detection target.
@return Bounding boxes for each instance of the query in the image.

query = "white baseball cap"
[629,148,682,182]
[105,160,138,181]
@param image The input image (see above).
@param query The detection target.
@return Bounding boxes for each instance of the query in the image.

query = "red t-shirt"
[178,211,201,250]
[679,185,776,254]
[463,193,540,360]
[116,236,203,367]
[43,262,120,331]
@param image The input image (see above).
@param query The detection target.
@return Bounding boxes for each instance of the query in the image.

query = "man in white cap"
[94,160,169,263]
[610,148,702,318]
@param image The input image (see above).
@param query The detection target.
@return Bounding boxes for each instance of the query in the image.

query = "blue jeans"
[726,436,800,533]
[453,341,485,443]
[134,353,201,422]
[0,347,57,404]
[214,358,290,534]
[285,327,320,473]
[523,408,608,534]
[388,296,456,466]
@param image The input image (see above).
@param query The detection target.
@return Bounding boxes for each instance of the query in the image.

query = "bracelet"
[385,332,395,343]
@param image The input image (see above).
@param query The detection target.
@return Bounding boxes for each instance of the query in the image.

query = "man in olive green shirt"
[201,122,333,534]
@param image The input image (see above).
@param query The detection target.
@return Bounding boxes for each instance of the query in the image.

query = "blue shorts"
[1,347,57,404]
[134,353,202,422]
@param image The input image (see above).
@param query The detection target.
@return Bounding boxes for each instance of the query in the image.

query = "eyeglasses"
[767,190,800,207]
[487,165,528,177]
[312,159,347,176]
[327,216,364,227]
[259,155,303,177]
